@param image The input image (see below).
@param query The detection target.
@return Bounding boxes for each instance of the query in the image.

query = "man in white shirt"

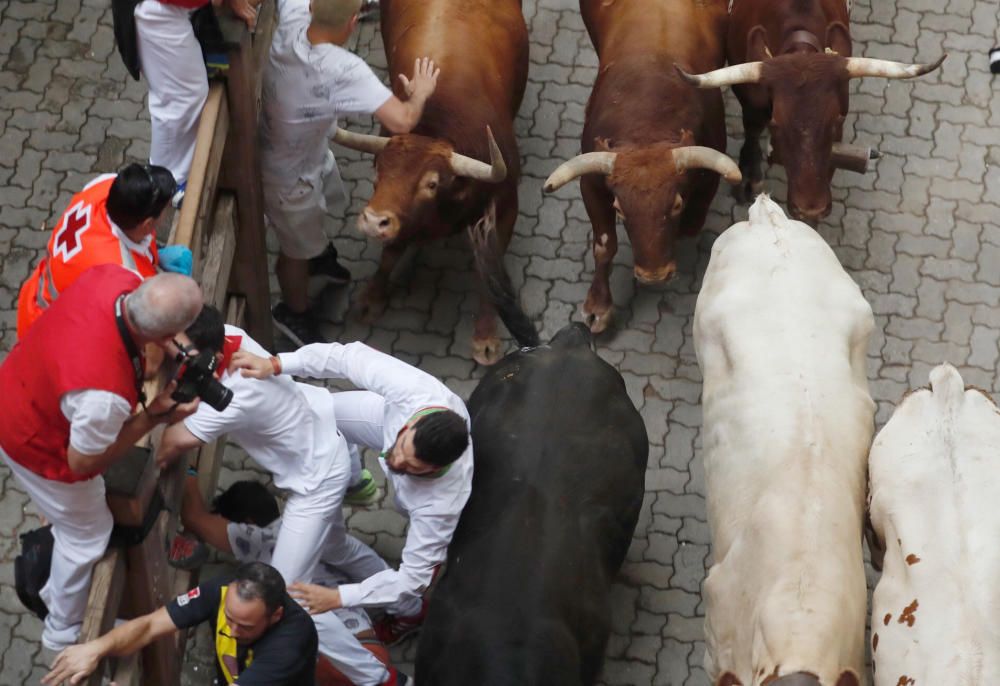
[260,0,440,345]
[230,340,473,645]
[160,307,352,587]
[180,477,409,685]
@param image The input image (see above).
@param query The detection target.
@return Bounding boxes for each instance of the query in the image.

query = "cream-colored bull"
[868,363,1000,685]
[694,195,874,686]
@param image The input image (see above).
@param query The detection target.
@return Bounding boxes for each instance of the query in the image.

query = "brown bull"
[333,0,528,365]
[544,0,740,333]
[679,0,943,222]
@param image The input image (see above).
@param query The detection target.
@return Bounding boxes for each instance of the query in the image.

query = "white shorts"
[263,150,347,260]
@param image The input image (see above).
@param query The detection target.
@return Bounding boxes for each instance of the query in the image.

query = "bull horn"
[332,126,390,155]
[671,146,742,185]
[543,152,618,192]
[449,126,507,183]
[844,54,946,79]
[675,62,764,89]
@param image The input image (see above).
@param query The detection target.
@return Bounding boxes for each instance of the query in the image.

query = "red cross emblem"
[52,201,93,262]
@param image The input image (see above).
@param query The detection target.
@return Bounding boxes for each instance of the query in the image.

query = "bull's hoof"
[582,304,613,334]
[472,336,503,366]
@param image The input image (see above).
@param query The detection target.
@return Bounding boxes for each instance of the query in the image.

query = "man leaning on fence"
[0,266,202,652]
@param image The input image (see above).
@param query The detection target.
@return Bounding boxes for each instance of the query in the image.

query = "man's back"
[259,0,390,182]
[183,325,348,493]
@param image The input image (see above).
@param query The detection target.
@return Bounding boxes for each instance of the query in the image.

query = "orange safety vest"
[17,175,159,339]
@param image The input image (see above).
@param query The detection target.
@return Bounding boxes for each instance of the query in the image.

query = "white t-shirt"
[183,325,349,494]
[60,390,133,456]
[259,0,392,184]
[227,520,374,634]
[278,342,474,608]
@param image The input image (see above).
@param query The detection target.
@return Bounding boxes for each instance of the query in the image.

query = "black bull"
[416,322,649,684]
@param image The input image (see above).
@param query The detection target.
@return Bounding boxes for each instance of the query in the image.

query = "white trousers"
[270,451,351,587]
[135,0,208,185]
[263,149,347,259]
[1,448,113,651]
[314,611,389,686]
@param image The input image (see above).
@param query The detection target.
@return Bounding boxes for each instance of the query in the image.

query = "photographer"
[0,265,203,652]
[16,163,193,339]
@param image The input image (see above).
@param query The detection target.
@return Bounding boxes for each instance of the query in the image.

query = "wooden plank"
[251,0,277,101]
[110,654,141,686]
[222,33,274,350]
[81,549,126,686]
[126,510,177,686]
[172,84,229,258]
[200,193,239,311]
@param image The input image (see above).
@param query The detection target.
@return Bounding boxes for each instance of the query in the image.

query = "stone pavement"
[1,0,1000,683]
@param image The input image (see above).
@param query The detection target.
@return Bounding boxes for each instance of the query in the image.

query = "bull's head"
[678,26,944,222]
[332,126,507,242]
[544,134,740,283]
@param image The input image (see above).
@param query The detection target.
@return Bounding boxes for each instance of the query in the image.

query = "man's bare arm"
[42,607,176,685]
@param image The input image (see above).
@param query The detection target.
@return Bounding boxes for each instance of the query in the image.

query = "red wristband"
[269,355,282,376]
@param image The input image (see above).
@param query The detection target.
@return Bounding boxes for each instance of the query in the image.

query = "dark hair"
[106,163,176,232]
[412,410,469,468]
[211,481,280,527]
[232,562,286,615]
[186,305,226,356]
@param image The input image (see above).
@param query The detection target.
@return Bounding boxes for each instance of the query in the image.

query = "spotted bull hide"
[868,363,1000,685]
[694,195,874,686]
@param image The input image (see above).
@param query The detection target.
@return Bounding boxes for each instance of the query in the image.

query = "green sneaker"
[344,469,378,506]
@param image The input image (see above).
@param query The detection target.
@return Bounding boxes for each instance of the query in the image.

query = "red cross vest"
[0,265,143,483]
[17,174,159,339]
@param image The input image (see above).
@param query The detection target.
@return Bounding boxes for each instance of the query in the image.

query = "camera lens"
[199,377,233,412]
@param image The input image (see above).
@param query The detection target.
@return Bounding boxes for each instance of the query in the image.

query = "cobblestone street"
[2,0,1000,683]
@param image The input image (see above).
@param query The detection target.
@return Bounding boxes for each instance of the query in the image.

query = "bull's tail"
[468,204,541,349]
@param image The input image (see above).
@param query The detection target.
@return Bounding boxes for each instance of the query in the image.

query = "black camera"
[172,345,233,411]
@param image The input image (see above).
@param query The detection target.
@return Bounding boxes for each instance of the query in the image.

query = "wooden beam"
[126,511,177,686]
[222,33,273,350]
[81,549,126,686]
[172,84,230,264]
[200,193,238,311]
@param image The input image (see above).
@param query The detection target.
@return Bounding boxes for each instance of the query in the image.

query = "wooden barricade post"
[78,4,276,684]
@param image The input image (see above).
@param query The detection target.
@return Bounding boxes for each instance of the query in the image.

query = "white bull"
[868,363,1000,685]
[694,195,874,686]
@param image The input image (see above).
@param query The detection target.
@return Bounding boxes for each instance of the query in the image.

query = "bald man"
[0,265,203,651]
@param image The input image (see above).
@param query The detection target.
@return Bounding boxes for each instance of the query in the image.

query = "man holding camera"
[159,308,356,589]
[0,265,203,651]
[16,163,193,339]
[230,340,473,646]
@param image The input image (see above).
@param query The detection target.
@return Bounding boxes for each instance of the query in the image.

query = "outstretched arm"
[42,607,177,685]
[231,342,444,414]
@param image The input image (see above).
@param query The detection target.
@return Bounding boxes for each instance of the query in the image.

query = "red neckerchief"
[217,335,242,378]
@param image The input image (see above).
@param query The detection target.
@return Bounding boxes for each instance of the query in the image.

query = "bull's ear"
[826,21,852,58]
[594,136,613,152]
[835,669,860,686]
[747,25,771,62]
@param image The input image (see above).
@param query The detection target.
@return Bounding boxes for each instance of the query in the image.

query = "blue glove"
[158,245,193,276]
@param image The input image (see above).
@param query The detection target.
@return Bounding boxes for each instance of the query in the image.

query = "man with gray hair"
[0,263,202,651]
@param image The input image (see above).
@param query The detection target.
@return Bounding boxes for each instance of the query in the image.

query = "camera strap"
[115,294,147,408]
